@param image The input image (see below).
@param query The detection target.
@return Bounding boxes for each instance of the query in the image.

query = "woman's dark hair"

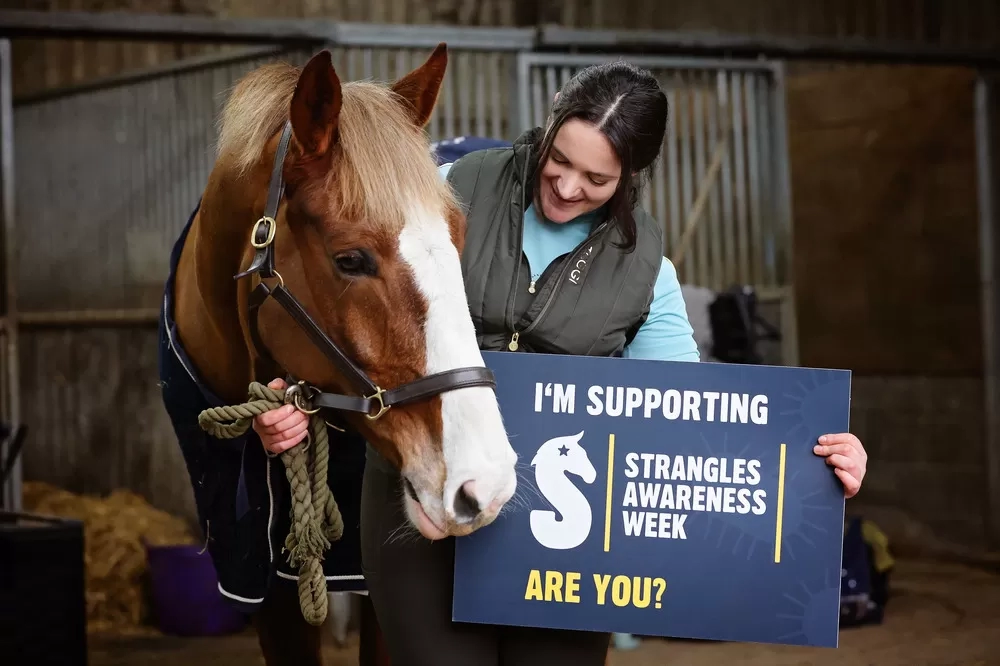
[533,60,668,252]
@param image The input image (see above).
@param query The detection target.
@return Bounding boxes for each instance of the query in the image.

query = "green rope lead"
[197,381,344,626]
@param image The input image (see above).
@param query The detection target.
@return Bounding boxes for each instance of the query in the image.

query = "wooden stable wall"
[786,64,989,549]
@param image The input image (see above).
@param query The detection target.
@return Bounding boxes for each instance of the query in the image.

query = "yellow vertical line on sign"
[774,442,787,563]
[604,433,615,553]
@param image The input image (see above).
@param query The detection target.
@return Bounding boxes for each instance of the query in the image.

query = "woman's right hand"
[253,378,310,455]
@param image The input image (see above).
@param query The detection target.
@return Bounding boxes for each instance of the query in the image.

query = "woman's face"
[538,118,622,223]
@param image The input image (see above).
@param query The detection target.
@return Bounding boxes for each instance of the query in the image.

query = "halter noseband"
[233,121,497,421]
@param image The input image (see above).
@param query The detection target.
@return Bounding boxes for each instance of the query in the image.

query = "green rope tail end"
[197,381,344,627]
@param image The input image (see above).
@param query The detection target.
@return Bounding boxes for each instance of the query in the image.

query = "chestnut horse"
[167,44,517,664]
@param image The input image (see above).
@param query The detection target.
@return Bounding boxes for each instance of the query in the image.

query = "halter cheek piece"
[234,120,497,421]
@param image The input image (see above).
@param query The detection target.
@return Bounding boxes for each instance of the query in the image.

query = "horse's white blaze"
[397,205,518,525]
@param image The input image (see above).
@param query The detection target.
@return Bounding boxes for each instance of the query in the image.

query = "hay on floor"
[21,481,199,635]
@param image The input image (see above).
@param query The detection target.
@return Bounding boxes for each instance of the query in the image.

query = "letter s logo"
[529,431,598,550]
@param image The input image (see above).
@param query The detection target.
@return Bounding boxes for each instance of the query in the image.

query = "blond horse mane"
[216,60,455,229]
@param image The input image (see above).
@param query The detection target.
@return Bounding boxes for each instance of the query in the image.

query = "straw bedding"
[21,481,199,636]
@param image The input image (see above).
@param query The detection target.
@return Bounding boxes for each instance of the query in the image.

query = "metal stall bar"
[976,73,1000,548]
[715,72,735,288]
[0,38,20,511]
[769,62,798,368]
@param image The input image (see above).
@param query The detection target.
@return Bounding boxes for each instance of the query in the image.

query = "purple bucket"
[146,544,248,636]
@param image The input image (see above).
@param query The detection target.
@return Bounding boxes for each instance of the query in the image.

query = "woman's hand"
[252,378,310,455]
[814,433,867,499]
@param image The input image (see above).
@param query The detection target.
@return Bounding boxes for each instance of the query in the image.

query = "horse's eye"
[334,250,376,277]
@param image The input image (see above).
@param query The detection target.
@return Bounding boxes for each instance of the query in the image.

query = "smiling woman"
[530,67,668,251]
[538,120,622,220]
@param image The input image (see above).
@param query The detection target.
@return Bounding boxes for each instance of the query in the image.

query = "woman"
[254,61,868,665]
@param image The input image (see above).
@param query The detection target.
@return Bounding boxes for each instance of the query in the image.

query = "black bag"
[709,285,781,364]
[840,516,892,628]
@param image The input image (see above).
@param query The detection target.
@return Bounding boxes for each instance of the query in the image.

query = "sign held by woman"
[452,350,852,649]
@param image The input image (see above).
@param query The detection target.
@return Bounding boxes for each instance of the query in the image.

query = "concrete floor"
[88,559,1000,666]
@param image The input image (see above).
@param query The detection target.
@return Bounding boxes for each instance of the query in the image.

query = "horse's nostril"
[403,477,419,502]
[453,480,481,522]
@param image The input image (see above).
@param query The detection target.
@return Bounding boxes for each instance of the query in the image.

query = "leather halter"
[234,120,497,421]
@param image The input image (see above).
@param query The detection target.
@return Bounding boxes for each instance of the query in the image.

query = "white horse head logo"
[529,431,598,550]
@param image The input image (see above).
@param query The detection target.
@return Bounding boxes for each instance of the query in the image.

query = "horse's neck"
[173,155,269,403]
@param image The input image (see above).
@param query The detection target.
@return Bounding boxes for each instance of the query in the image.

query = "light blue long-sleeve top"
[439,162,700,363]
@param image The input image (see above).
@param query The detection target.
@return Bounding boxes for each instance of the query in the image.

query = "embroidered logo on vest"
[568,245,596,285]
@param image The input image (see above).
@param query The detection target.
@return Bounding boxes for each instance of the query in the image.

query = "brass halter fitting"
[365,386,390,421]
[250,216,277,249]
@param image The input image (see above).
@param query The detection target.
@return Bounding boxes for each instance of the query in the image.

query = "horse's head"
[531,431,597,484]
[226,46,517,540]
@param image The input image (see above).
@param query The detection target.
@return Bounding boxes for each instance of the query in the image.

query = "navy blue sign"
[452,351,851,648]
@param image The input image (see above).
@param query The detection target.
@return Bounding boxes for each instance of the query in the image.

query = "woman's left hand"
[814,433,867,499]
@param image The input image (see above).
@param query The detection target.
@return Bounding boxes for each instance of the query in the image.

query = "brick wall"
[786,64,990,551]
[849,377,988,549]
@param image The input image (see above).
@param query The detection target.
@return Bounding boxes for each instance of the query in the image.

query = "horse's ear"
[289,50,343,158]
[391,43,447,127]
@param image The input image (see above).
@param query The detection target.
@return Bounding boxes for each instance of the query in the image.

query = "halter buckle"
[251,216,277,249]
[366,386,390,421]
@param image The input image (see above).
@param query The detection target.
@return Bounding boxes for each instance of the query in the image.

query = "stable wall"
[10,0,1000,99]
[786,64,988,549]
